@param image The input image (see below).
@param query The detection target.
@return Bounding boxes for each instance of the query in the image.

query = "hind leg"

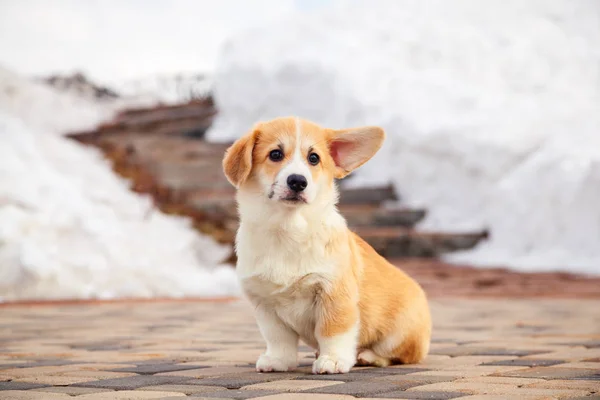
[361,330,429,367]
[356,349,390,367]
[389,336,429,365]
[384,332,430,365]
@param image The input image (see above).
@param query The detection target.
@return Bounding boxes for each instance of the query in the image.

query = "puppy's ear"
[328,126,385,179]
[223,129,259,188]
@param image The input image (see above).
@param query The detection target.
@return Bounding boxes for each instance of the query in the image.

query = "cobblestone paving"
[1,299,599,399]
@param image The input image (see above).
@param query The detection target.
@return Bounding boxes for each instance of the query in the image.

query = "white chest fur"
[235,201,347,347]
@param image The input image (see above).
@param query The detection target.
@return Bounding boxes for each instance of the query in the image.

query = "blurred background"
[1,0,599,302]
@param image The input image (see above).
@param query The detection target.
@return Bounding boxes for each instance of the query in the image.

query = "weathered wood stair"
[69,99,488,262]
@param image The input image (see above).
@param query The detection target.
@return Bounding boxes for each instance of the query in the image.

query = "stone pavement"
[1,299,599,399]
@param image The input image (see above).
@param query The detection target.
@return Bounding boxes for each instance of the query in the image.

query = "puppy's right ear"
[223,128,259,188]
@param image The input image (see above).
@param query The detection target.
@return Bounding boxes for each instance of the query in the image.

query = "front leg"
[313,286,359,374]
[255,305,299,372]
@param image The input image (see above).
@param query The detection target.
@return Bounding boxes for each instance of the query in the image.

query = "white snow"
[207,0,600,274]
[114,73,213,105]
[0,66,122,135]
[0,68,239,301]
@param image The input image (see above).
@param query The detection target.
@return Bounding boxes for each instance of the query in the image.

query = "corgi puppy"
[223,117,431,374]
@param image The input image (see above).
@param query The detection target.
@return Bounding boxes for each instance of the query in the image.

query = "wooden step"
[120,137,231,162]
[102,100,216,131]
[339,184,398,205]
[340,205,426,228]
[353,227,489,258]
[188,191,236,215]
[115,97,214,118]
[67,100,218,138]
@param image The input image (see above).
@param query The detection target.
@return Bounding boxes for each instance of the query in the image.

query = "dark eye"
[308,153,320,165]
[269,149,284,161]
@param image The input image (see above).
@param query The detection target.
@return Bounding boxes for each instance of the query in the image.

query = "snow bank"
[207,0,600,274]
[0,69,239,301]
[0,66,169,135]
[113,73,213,105]
[0,66,121,135]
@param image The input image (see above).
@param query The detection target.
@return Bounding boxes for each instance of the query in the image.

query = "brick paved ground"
[1,299,599,399]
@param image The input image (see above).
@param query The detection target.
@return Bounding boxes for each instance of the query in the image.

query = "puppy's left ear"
[223,128,259,188]
[328,126,385,179]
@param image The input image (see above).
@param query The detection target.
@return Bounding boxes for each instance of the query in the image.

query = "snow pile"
[41,72,120,101]
[0,70,239,301]
[0,66,122,135]
[41,70,211,107]
[207,0,600,274]
[113,73,213,104]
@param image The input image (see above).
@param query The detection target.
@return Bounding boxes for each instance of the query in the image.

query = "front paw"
[312,354,354,374]
[256,354,297,372]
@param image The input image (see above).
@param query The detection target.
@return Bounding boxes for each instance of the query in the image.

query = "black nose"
[287,174,308,192]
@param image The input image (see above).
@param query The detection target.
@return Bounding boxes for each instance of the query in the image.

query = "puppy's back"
[352,233,431,363]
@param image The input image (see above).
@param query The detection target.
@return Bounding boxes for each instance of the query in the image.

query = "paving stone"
[495,367,600,380]
[0,365,81,378]
[366,378,426,391]
[69,362,138,370]
[69,341,133,351]
[452,396,565,400]
[548,361,600,369]
[0,391,71,399]
[369,390,467,399]
[55,370,137,379]
[252,395,354,400]
[138,384,229,394]
[480,359,565,367]
[72,374,189,389]
[9,375,99,385]
[76,390,187,398]
[1,360,75,369]
[354,367,429,375]
[242,379,345,392]
[559,340,600,348]
[125,359,180,366]
[31,386,115,395]
[158,366,256,378]
[111,363,207,374]
[0,381,49,390]
[406,382,520,395]
[523,378,600,391]
[370,375,457,385]
[187,389,282,399]
[524,347,600,361]
[452,377,545,386]
[431,347,549,357]
[454,388,591,398]
[0,364,29,370]
[187,373,301,389]
[296,372,383,382]
[407,366,529,379]
[561,397,600,400]
[163,398,223,400]
[304,381,401,396]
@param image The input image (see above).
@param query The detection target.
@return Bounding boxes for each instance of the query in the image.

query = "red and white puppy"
[223,117,431,374]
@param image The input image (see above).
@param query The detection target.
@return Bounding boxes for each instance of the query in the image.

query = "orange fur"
[222,128,259,187]
[316,230,430,365]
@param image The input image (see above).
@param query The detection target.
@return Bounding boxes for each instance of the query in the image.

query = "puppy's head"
[223,117,384,207]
